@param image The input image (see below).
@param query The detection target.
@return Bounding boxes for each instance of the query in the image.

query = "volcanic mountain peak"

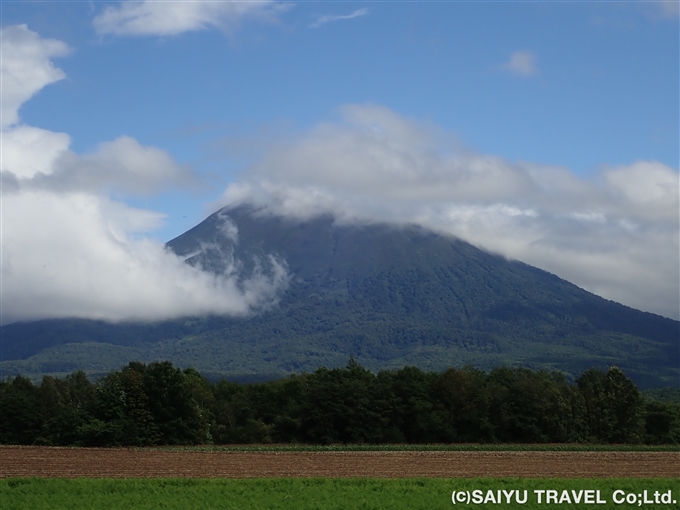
[1,204,678,388]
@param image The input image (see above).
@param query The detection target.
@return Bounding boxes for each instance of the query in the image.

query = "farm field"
[1,446,678,478]
[2,447,678,509]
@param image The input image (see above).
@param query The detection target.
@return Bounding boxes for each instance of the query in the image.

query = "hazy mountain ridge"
[1,205,678,388]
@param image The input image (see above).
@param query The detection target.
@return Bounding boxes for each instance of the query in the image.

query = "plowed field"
[1,446,677,478]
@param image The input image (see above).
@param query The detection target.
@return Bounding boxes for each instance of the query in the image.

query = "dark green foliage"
[0,371,97,446]
[0,377,43,445]
[141,362,207,445]
[298,361,394,444]
[84,366,161,446]
[485,368,585,443]
[2,206,678,389]
[378,366,448,443]
[577,367,646,443]
[643,401,680,444]
[44,371,97,446]
[1,362,678,446]
[643,387,680,404]
[436,366,492,442]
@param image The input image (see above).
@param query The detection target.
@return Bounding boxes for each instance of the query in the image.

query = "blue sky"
[1,1,678,323]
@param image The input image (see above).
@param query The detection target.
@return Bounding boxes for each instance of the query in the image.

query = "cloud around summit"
[1,25,289,326]
[215,104,679,320]
[2,17,677,326]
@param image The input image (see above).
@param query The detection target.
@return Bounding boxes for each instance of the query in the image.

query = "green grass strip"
[143,444,680,453]
[2,478,679,510]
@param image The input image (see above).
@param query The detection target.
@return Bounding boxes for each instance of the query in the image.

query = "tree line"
[1,360,678,446]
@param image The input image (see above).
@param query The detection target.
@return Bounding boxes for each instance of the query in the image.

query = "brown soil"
[1,446,677,479]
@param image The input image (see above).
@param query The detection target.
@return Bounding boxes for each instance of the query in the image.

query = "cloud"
[30,135,196,195]
[1,26,288,325]
[0,125,71,179]
[2,190,289,324]
[2,129,194,194]
[310,8,369,29]
[214,104,679,320]
[0,25,70,129]
[500,50,538,77]
[93,0,291,37]
[652,1,679,19]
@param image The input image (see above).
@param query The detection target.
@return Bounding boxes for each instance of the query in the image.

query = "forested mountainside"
[1,205,678,388]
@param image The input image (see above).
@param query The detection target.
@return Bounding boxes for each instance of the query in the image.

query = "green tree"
[0,376,43,444]
[384,366,448,443]
[644,401,680,444]
[300,361,391,444]
[435,366,491,442]
[577,366,644,443]
[86,365,160,446]
[142,362,207,444]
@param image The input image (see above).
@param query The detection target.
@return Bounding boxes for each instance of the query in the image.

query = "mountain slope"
[1,205,678,388]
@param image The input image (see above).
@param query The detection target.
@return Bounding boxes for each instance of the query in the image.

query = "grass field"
[2,478,679,509]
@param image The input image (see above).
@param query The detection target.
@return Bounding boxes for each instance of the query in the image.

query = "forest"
[1,361,678,446]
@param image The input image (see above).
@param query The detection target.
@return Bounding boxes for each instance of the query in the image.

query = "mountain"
[1,205,678,388]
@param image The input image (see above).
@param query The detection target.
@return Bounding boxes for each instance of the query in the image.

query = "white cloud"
[214,104,680,319]
[603,160,679,221]
[1,25,288,325]
[2,130,194,193]
[0,125,71,179]
[500,50,538,77]
[93,0,290,36]
[2,191,289,324]
[310,8,369,29]
[653,1,679,19]
[0,25,70,129]
[30,135,196,195]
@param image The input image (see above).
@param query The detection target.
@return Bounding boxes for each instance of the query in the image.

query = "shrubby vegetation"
[1,361,678,446]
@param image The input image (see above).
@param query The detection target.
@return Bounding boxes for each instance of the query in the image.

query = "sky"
[1,0,678,325]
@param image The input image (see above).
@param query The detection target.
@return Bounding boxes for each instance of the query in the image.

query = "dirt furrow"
[1,447,678,479]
